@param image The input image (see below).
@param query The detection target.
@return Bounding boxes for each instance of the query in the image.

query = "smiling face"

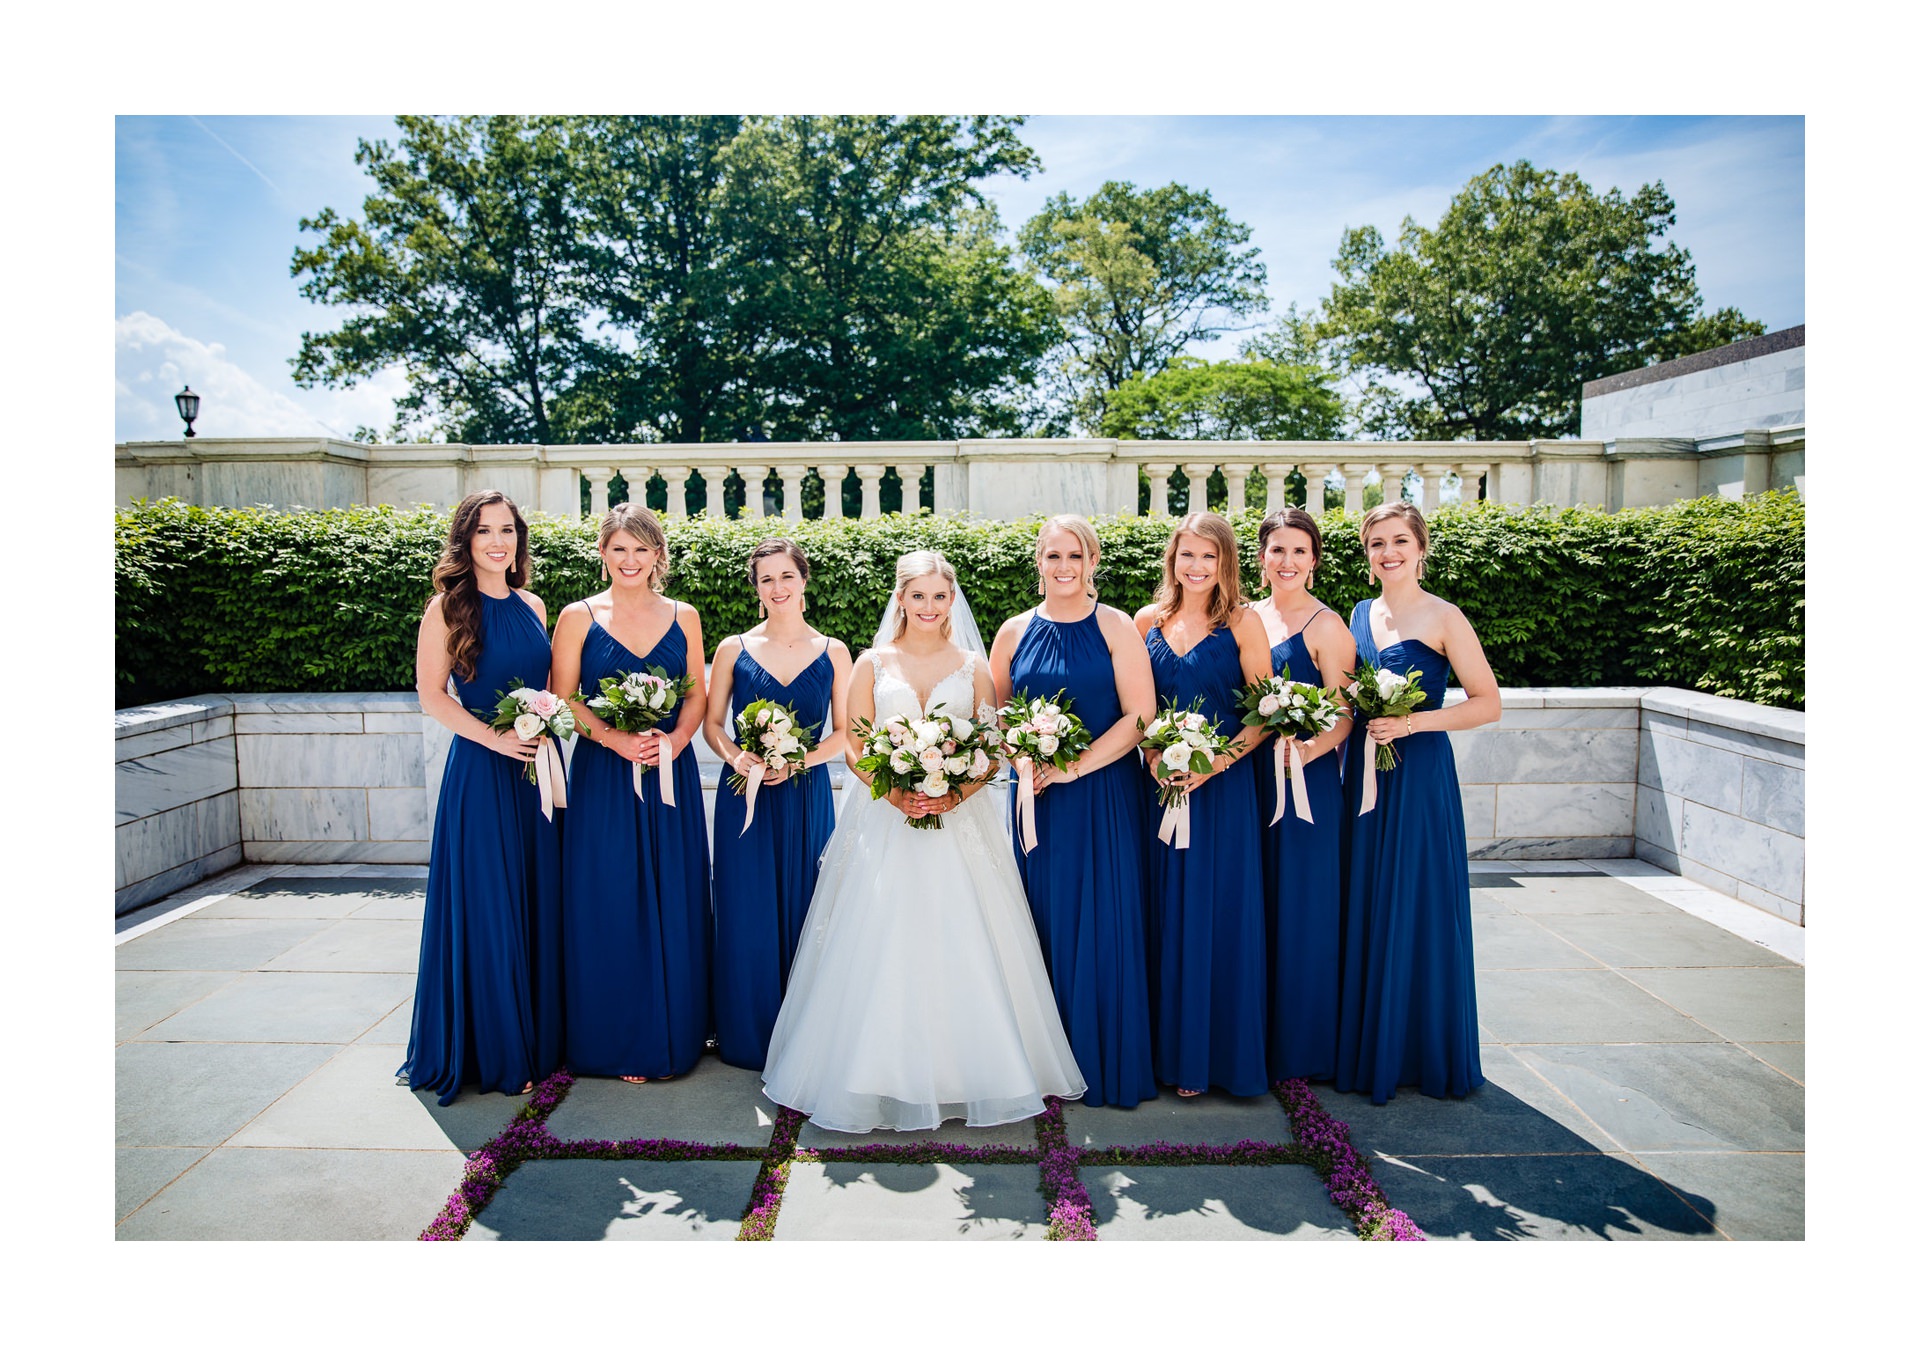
[600,529,660,590]
[1172,532,1220,599]
[1364,518,1424,584]
[898,573,954,637]
[755,551,806,614]
[1037,525,1093,600]
[468,503,519,583]
[1263,525,1319,596]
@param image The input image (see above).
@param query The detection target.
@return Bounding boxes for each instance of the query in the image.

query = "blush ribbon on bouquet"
[737,759,767,834]
[1156,796,1192,850]
[632,731,678,807]
[533,739,568,822]
[1270,738,1316,826]
[1357,733,1380,815]
[1014,756,1040,852]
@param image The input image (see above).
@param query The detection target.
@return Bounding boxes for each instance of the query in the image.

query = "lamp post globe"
[175,386,200,438]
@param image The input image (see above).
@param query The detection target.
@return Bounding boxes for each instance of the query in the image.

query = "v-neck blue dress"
[1256,613,1343,1083]
[1009,610,1156,1108]
[711,643,837,1070]
[399,589,564,1105]
[561,609,713,1079]
[1335,597,1483,1104]
[1143,624,1268,1097]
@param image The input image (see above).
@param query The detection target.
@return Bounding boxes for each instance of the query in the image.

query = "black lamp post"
[175,385,200,438]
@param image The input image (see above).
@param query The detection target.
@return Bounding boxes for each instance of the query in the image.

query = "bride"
[761,549,1087,1132]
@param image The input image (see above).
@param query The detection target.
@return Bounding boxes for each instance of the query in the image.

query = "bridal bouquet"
[853,703,999,830]
[727,697,816,834]
[1136,700,1235,849]
[575,665,696,804]
[1235,668,1344,826]
[479,684,576,819]
[1343,658,1428,772]
[998,689,1093,850]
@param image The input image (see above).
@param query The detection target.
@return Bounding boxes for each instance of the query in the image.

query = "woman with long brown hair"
[1131,511,1273,1098]
[397,490,564,1106]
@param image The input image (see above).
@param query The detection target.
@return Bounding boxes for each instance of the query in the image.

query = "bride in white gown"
[761,549,1086,1132]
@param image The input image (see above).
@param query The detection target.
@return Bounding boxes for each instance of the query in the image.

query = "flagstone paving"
[113,859,1804,1241]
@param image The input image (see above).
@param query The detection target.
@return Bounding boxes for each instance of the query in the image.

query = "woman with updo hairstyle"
[1249,506,1355,1083]
[398,489,564,1105]
[989,514,1157,1107]
[551,501,713,1085]
[702,539,853,1070]
[1131,510,1273,1099]
[1338,500,1501,1104]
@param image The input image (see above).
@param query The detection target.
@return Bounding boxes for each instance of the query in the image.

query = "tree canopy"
[1099,355,1345,441]
[1318,160,1763,441]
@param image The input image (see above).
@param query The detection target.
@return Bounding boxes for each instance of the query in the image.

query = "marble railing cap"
[1641,686,1804,744]
[114,695,233,737]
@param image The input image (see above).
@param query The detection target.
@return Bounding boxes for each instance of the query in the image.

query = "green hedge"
[114,492,1804,710]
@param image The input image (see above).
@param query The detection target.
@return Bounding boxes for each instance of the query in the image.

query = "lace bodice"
[869,649,992,728]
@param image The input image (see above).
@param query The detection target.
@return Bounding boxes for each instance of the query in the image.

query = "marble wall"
[116,697,241,914]
[1451,688,1645,860]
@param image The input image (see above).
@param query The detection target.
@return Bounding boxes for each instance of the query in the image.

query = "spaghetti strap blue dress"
[1335,597,1483,1104]
[399,589,564,1105]
[1255,618,1342,1083]
[710,645,837,1070]
[1009,611,1157,1108]
[1143,625,1268,1097]
[561,611,713,1079]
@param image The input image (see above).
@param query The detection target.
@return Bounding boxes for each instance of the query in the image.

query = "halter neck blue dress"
[399,589,564,1105]
[1009,609,1156,1108]
[1335,597,1483,1104]
[562,608,713,1080]
[1143,624,1267,1097]
[1256,613,1343,1083]
[711,643,837,1070]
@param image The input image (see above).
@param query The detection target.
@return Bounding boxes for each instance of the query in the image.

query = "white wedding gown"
[761,651,1087,1132]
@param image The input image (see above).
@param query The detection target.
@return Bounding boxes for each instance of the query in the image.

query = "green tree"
[1100,355,1345,440]
[1018,182,1268,431]
[291,116,590,444]
[1319,160,1765,440]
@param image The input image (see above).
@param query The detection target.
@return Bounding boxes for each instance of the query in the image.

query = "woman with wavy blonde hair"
[1131,511,1273,1098]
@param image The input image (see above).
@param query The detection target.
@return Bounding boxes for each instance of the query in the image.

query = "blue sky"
[114,114,1804,443]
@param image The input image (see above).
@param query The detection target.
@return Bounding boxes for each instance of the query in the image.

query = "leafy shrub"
[114,492,1803,709]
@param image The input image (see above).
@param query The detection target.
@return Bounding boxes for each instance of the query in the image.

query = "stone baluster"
[896,463,928,513]
[854,464,887,520]
[658,466,690,517]
[1380,463,1411,504]
[618,465,651,510]
[1420,463,1452,512]
[1182,462,1216,513]
[583,468,613,517]
[1142,463,1176,516]
[1340,462,1374,514]
[1302,464,1332,516]
[1223,464,1250,514]
[816,464,849,519]
[772,464,803,520]
[1460,463,1490,503]
[1261,463,1291,513]
[735,464,769,518]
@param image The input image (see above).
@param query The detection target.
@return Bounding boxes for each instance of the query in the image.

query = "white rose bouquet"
[728,697,816,792]
[1234,667,1344,825]
[478,683,576,819]
[998,689,1092,851]
[853,701,1000,831]
[1343,658,1428,773]
[575,665,696,804]
[1135,699,1235,850]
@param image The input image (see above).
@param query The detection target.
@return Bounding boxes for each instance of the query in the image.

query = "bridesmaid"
[1131,511,1273,1098]
[1249,507,1355,1084]
[1336,501,1501,1104]
[399,490,563,1105]
[989,514,1158,1109]
[703,539,852,1070]
[551,503,713,1084]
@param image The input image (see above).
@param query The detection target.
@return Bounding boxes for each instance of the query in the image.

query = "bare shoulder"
[994,608,1036,646]
[1130,602,1160,635]
[421,593,446,622]
[713,633,743,661]
[1229,605,1268,643]
[824,637,853,663]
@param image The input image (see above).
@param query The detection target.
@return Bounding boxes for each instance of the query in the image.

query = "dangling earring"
[758,600,767,619]
[1035,575,1045,597]
[1305,567,1316,590]
[1417,555,1427,579]
[599,559,609,582]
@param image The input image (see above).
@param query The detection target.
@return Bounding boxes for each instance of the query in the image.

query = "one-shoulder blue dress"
[399,589,564,1105]
[711,644,837,1070]
[1335,597,1483,1104]
[1255,615,1344,1083]
[1009,610,1156,1108]
[1143,625,1268,1097]
[562,609,713,1079]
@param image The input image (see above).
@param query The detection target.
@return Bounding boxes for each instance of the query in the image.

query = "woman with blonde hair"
[1338,501,1501,1104]
[551,502,712,1086]
[1131,511,1273,1098]
[990,515,1157,1108]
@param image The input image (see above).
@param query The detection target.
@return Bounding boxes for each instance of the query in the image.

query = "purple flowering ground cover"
[420,1070,1421,1242]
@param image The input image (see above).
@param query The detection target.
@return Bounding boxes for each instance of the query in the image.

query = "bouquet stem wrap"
[738,760,766,835]
[1156,796,1192,850]
[1014,756,1040,853]
[1271,738,1315,827]
[534,739,568,822]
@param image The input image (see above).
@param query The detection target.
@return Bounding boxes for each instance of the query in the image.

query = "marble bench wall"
[116,696,242,914]
[1449,688,1645,860]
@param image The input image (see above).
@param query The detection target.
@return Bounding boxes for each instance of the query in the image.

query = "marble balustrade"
[116,684,1805,927]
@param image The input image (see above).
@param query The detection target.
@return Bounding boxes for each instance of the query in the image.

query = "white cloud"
[115,310,406,442]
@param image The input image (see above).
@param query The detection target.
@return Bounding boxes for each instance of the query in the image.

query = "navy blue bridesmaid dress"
[1143,625,1268,1096]
[399,589,564,1105]
[1335,597,1483,1104]
[710,644,836,1070]
[1009,612,1157,1108]
[562,607,713,1079]
[1256,617,1343,1083]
